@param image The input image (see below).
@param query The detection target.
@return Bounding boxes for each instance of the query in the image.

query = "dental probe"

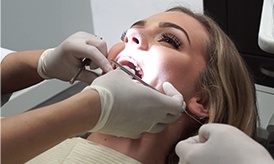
[69,58,91,84]
[111,59,157,91]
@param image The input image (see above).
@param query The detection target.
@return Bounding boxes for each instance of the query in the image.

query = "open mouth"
[116,57,143,79]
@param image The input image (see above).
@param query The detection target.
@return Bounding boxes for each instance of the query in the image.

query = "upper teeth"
[117,56,143,78]
[118,56,137,66]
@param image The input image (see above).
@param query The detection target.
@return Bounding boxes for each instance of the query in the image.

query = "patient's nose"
[124,30,148,50]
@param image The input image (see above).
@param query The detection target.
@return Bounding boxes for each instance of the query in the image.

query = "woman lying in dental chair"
[2,5,259,164]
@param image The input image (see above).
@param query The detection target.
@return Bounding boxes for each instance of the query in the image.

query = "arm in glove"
[37,31,112,84]
[175,123,274,164]
[84,68,185,139]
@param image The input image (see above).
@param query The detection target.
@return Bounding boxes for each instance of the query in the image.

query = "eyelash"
[120,31,182,49]
[120,30,127,41]
[159,33,181,49]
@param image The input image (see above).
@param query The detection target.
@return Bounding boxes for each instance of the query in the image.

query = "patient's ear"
[187,95,209,119]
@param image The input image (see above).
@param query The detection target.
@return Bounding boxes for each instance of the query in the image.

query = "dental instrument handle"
[69,58,91,84]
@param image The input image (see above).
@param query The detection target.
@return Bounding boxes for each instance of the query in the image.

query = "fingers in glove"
[61,40,111,73]
[66,32,107,56]
[84,45,112,72]
[86,35,108,57]
[65,32,112,73]
[198,124,228,143]
[163,82,183,100]
[197,124,212,143]
[163,82,186,109]
[85,35,112,72]
[78,70,100,84]
[175,135,200,156]
[160,100,184,116]
[162,82,186,115]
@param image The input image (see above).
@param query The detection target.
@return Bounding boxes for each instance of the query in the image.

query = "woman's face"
[105,11,210,154]
[108,11,208,102]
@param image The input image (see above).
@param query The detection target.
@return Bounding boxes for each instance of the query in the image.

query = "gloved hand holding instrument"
[84,67,185,138]
[37,31,112,84]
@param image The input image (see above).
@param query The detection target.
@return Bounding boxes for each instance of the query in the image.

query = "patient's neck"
[87,116,195,164]
[87,132,169,164]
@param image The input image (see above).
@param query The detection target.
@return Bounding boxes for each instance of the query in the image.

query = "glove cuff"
[37,48,55,79]
[83,86,114,132]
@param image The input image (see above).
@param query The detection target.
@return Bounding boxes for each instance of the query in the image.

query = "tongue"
[125,61,135,70]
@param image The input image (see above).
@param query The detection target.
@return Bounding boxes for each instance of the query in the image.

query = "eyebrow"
[130,20,146,27]
[130,20,191,45]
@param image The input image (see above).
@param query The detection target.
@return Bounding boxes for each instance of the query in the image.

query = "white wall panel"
[91,0,203,48]
[1,0,94,51]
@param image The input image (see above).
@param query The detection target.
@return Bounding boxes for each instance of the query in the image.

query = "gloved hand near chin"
[84,68,185,139]
[175,123,274,164]
[37,31,112,84]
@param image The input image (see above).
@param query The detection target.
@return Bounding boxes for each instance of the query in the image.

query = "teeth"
[135,66,141,71]
[118,57,137,66]
[117,56,143,78]
[129,68,136,75]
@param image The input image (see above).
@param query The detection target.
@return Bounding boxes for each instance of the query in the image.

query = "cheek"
[164,63,204,102]
[160,58,194,94]
[108,43,125,60]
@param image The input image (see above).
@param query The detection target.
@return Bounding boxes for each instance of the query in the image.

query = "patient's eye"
[120,30,127,41]
[159,33,181,49]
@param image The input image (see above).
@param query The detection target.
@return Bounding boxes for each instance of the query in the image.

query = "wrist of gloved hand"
[37,48,55,79]
[82,85,114,132]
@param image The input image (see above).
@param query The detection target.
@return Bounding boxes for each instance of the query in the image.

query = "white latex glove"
[84,68,185,139]
[175,123,274,164]
[37,31,112,84]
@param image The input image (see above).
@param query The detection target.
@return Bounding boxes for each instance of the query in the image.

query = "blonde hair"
[167,6,259,138]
